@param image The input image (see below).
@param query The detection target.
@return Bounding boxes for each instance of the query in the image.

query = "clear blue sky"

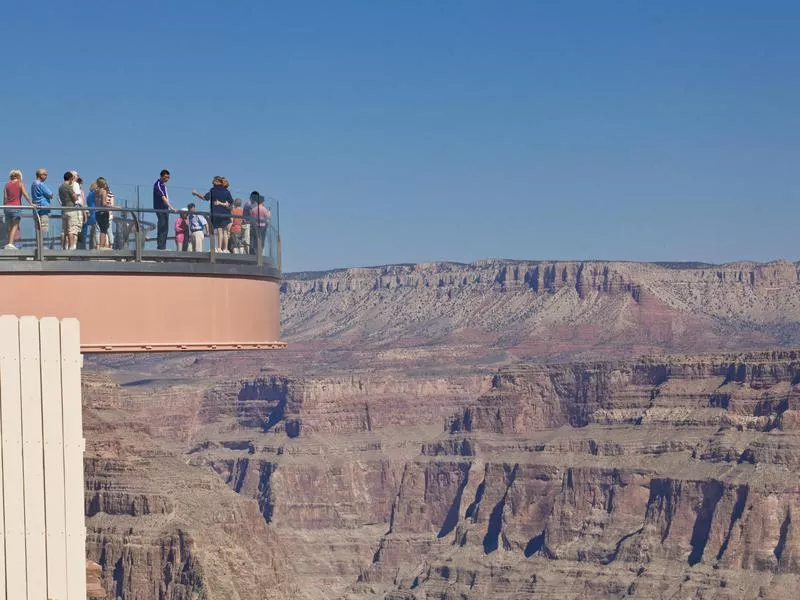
[2,1,798,271]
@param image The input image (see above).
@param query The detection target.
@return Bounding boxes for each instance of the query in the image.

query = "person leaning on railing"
[153,169,174,250]
[31,168,54,237]
[4,169,33,250]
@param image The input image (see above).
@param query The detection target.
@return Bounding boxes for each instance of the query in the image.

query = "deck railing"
[0,204,281,272]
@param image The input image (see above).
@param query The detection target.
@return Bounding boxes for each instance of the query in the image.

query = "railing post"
[134,230,142,262]
[277,232,281,272]
[35,211,44,261]
[256,222,263,267]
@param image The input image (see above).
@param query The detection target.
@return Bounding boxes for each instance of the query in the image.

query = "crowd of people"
[1,168,273,255]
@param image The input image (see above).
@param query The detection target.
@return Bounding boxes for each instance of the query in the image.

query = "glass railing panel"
[0,181,281,272]
[17,209,39,252]
[41,206,63,250]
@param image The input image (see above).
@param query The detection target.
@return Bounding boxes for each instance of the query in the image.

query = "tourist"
[187,203,208,251]
[230,198,244,253]
[71,172,87,246]
[241,192,253,254]
[175,207,189,251]
[249,192,271,256]
[3,170,32,250]
[83,182,98,249]
[94,178,114,249]
[58,172,76,249]
[153,169,173,250]
[192,176,232,252]
[31,168,54,237]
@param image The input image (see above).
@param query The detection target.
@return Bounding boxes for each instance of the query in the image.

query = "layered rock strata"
[87,348,800,599]
[282,260,800,362]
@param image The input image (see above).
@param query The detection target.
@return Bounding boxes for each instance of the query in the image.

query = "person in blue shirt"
[30,168,54,236]
[186,203,208,251]
[80,182,98,249]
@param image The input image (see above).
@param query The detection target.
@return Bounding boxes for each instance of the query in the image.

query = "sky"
[2,0,799,272]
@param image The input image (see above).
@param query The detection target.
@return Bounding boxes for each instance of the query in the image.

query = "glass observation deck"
[0,184,284,352]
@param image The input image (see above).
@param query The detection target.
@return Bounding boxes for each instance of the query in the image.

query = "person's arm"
[192,190,207,201]
[44,184,54,200]
[21,183,32,204]
[3,185,9,205]
[157,181,174,211]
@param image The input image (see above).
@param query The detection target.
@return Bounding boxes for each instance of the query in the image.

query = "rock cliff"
[282,260,800,363]
[83,259,800,599]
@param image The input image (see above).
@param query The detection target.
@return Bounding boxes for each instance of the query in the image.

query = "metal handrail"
[0,204,278,270]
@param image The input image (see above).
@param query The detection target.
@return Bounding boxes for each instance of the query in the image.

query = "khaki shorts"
[63,210,82,235]
[37,214,49,233]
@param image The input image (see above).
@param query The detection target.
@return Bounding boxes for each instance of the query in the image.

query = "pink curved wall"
[0,274,283,352]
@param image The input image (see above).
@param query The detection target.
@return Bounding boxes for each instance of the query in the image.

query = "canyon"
[84,260,800,599]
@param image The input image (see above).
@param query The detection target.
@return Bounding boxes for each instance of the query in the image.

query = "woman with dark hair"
[193,176,233,252]
[249,192,271,257]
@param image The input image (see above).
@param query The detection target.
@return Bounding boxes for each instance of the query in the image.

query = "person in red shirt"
[3,169,32,250]
[229,198,244,253]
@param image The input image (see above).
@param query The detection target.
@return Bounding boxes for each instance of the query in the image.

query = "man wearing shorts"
[58,172,80,250]
[31,168,54,235]
[4,170,32,250]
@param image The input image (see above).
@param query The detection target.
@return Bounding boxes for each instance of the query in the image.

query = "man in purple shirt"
[153,169,174,249]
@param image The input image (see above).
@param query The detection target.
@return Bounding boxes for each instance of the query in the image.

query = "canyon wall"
[83,260,800,598]
[281,260,800,363]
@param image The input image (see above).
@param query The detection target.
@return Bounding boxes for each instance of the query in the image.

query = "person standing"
[83,182,98,249]
[229,198,243,253]
[193,176,232,252]
[187,203,208,251]
[94,177,114,249]
[4,170,32,250]
[249,192,271,256]
[174,207,189,251]
[153,169,173,249]
[58,171,79,249]
[241,192,253,254]
[71,172,87,246]
[31,168,54,238]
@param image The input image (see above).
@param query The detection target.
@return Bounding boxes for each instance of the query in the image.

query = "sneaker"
[4,244,17,250]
